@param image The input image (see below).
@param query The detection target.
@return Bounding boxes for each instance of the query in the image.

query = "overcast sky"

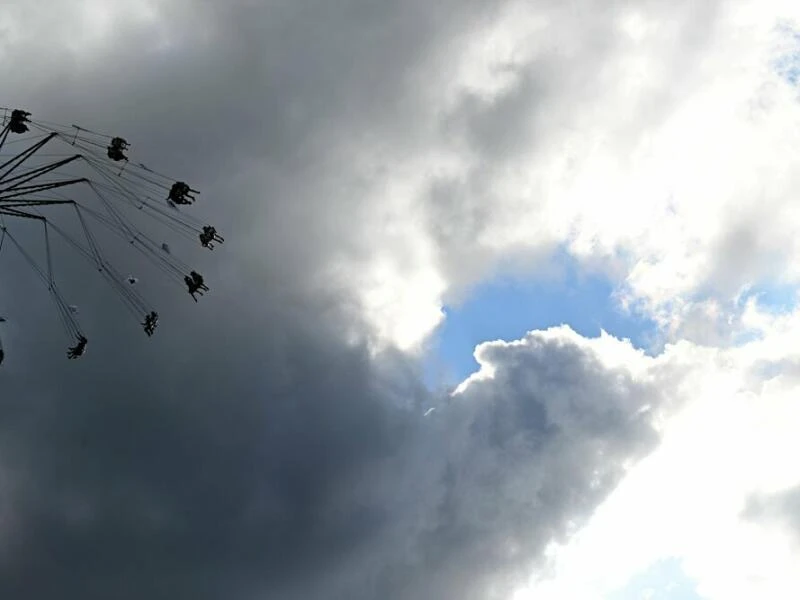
[3,0,800,598]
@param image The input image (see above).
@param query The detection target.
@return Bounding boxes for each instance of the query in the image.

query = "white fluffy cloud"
[325,7,800,592]
[304,0,800,351]
[509,296,800,599]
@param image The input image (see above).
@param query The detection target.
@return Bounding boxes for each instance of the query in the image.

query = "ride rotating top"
[0,107,224,361]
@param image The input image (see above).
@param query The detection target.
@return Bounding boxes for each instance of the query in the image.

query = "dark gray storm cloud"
[0,315,663,599]
[0,1,679,598]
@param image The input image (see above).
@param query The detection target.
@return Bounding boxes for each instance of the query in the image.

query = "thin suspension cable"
[0,111,219,354]
[82,182,208,244]
[73,203,103,270]
[40,211,153,318]
[6,125,208,235]
[26,194,154,323]
[86,183,190,281]
[73,200,189,286]
[1,227,82,338]
[44,221,54,289]
[43,177,206,242]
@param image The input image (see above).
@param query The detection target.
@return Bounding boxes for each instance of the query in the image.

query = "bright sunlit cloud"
[318,0,800,358]
[511,295,800,599]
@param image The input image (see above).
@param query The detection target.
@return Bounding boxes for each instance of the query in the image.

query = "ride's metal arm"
[0,178,88,202]
[0,132,58,182]
[0,155,82,190]
[0,199,76,208]
[0,125,10,154]
[0,207,47,221]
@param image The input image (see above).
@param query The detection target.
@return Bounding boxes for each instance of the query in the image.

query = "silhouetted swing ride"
[0,107,225,363]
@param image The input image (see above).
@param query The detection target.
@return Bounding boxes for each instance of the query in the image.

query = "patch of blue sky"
[773,20,800,87]
[731,281,800,346]
[737,281,799,313]
[423,252,659,387]
[606,558,703,600]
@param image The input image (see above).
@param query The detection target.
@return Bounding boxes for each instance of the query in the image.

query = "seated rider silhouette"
[9,109,31,134]
[168,181,197,205]
[184,271,209,302]
[199,225,224,249]
[107,137,129,161]
[67,335,88,359]
[142,311,159,336]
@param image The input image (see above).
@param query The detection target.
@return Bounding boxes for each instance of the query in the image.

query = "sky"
[427,248,660,386]
[2,0,800,599]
